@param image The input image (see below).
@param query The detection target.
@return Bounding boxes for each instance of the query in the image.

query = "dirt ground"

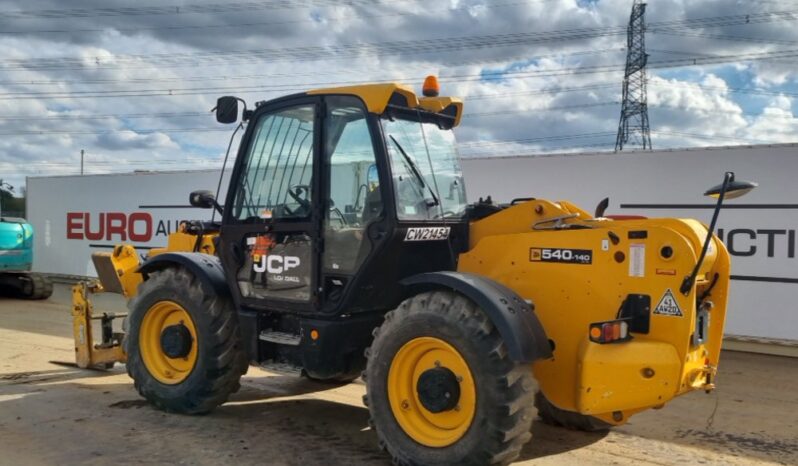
[0,284,796,466]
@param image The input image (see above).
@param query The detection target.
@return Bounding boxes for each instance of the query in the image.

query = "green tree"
[0,184,25,218]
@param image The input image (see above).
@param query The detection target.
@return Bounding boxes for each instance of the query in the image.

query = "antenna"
[615,0,652,151]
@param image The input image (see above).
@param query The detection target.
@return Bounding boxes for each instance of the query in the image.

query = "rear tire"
[124,267,247,414]
[534,391,612,432]
[364,290,535,466]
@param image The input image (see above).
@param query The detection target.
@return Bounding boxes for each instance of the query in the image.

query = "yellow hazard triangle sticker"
[654,288,683,317]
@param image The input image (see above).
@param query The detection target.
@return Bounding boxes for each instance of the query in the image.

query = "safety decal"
[653,288,683,317]
[404,227,450,241]
[629,243,645,277]
[529,247,592,264]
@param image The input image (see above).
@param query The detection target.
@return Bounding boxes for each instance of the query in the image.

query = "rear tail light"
[589,319,631,344]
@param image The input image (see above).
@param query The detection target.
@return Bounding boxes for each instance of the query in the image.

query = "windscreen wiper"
[389,135,440,207]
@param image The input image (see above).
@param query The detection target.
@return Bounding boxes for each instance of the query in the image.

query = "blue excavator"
[0,184,52,299]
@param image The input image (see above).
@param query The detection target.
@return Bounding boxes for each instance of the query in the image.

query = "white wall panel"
[26,144,797,341]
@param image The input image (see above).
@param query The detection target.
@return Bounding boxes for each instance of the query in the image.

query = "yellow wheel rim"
[139,301,198,385]
[387,337,476,447]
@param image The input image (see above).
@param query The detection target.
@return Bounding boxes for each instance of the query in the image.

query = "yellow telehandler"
[71,77,755,465]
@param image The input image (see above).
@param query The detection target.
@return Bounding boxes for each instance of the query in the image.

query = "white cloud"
[744,96,798,143]
[0,0,796,190]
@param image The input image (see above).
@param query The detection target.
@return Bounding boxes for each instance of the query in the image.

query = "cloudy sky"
[1,0,798,192]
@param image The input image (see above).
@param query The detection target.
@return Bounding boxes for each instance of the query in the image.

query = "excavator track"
[0,272,53,300]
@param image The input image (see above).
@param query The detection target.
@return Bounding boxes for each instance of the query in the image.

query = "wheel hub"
[160,323,193,359]
[416,367,461,413]
[386,336,476,447]
[139,300,198,385]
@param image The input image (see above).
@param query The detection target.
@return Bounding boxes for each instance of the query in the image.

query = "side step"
[258,330,301,346]
[259,360,303,376]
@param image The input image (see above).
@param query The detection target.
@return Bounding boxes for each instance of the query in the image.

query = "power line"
[2,10,796,71]
[0,127,229,136]
[6,46,798,101]
[0,111,210,121]
[464,101,619,118]
[0,72,626,100]
[3,94,790,126]
[467,83,619,100]
[0,101,734,125]
[0,101,618,127]
[0,84,620,120]
[0,0,547,34]
[2,5,792,35]
[0,31,631,71]
[649,80,798,99]
[0,77,794,130]
[651,28,798,47]
[0,49,623,87]
[2,0,386,19]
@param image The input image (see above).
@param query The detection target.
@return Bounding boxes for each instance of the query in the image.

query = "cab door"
[319,96,388,312]
[219,97,322,312]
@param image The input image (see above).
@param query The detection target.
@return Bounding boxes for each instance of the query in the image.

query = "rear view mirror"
[704,176,758,200]
[367,164,379,190]
[189,190,216,209]
[215,96,239,124]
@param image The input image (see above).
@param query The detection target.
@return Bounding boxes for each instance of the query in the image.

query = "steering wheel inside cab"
[281,184,311,217]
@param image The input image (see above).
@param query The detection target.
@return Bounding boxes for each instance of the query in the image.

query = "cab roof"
[307,82,463,127]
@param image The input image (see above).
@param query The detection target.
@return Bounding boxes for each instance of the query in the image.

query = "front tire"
[365,290,535,466]
[124,267,247,414]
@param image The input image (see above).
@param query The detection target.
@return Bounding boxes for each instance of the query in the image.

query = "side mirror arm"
[680,171,757,296]
[189,190,224,216]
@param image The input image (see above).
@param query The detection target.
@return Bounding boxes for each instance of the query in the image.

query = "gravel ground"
[0,284,796,465]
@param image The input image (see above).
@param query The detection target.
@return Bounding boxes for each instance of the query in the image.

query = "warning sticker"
[654,289,683,317]
[629,243,645,277]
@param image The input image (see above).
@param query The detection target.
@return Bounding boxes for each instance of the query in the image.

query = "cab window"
[232,105,315,221]
[323,96,383,274]
[383,113,466,221]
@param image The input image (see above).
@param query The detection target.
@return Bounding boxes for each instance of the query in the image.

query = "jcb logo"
[253,255,300,274]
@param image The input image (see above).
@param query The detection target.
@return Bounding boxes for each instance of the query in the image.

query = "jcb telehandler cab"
[73,78,755,466]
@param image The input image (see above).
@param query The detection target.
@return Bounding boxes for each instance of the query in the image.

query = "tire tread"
[364,290,536,466]
[123,267,247,414]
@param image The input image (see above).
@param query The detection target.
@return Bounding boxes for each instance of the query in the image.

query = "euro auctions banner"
[460,144,798,341]
[28,170,229,278]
